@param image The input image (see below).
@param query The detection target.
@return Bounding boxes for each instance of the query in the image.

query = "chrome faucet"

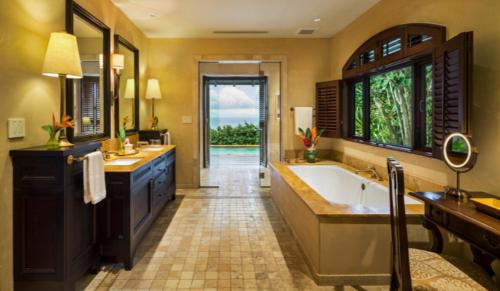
[355,166,382,181]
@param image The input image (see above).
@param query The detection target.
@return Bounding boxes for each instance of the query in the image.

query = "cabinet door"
[131,167,152,234]
[67,162,98,276]
[165,161,175,201]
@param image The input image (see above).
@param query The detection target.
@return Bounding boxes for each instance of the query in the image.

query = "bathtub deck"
[270,160,424,219]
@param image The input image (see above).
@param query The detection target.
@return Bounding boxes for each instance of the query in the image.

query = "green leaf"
[42,125,53,135]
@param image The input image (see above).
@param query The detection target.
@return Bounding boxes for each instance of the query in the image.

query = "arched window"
[327,23,473,158]
[342,24,446,78]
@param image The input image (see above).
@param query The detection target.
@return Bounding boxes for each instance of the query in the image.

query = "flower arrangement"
[42,114,74,149]
[298,127,325,162]
[149,116,159,131]
[117,116,129,154]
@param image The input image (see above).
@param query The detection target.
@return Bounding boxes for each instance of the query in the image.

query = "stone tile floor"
[76,166,387,291]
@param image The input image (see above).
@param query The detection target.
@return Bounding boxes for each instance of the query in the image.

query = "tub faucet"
[355,166,382,181]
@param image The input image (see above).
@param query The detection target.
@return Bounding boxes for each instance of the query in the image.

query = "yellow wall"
[147,38,332,187]
[0,0,147,289]
[329,0,500,196]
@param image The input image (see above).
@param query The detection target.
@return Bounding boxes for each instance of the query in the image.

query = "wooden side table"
[409,191,500,275]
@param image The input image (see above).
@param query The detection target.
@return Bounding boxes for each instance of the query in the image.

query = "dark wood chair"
[387,158,496,291]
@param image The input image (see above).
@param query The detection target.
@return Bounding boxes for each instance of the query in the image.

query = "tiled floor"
[200,153,260,187]
[76,166,387,291]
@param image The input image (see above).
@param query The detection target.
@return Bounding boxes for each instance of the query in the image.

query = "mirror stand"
[442,132,478,200]
[445,171,469,199]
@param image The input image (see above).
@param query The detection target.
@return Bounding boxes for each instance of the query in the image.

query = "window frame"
[340,23,448,157]
[346,55,434,156]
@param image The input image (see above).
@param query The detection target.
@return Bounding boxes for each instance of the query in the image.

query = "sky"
[209,84,259,128]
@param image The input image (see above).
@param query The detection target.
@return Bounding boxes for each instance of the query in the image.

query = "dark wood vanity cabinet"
[100,149,175,269]
[10,143,101,291]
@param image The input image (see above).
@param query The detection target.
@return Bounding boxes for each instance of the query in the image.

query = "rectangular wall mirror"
[66,0,111,141]
[114,35,139,134]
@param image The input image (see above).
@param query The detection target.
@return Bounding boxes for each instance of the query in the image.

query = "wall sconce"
[112,54,124,73]
[112,53,125,100]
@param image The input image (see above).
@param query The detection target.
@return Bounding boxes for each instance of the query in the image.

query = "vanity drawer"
[427,204,447,225]
[447,212,500,257]
[153,156,167,178]
[153,174,167,197]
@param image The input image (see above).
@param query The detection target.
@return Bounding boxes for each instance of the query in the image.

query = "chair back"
[387,158,412,291]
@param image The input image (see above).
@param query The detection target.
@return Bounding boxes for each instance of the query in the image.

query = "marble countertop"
[104,145,176,173]
[270,160,424,218]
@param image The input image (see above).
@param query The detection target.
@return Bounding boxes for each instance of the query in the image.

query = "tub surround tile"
[270,160,424,218]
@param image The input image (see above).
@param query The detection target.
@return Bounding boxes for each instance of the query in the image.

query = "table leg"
[422,217,443,253]
[470,245,495,276]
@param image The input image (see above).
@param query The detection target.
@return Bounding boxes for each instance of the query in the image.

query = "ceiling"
[111,0,379,38]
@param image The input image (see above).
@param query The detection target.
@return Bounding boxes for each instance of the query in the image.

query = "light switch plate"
[181,116,193,124]
[8,118,25,139]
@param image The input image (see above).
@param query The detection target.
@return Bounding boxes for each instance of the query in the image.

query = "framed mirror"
[442,132,478,198]
[65,0,111,141]
[114,35,139,134]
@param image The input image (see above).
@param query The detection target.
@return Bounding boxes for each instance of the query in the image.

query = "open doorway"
[198,61,281,188]
[202,77,267,168]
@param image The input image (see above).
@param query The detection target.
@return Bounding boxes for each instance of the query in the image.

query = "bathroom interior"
[1,0,500,290]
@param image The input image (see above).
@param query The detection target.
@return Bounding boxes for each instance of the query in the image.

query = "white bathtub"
[289,165,421,211]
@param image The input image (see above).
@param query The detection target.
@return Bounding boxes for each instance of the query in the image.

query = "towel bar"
[67,148,102,165]
[66,154,88,165]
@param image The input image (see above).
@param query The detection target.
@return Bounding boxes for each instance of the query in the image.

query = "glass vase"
[304,148,317,163]
[46,134,60,150]
[118,139,125,155]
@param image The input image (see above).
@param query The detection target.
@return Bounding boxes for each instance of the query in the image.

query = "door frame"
[193,56,287,188]
[202,76,268,169]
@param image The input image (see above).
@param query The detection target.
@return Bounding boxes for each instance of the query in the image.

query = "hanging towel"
[293,107,313,135]
[83,151,106,205]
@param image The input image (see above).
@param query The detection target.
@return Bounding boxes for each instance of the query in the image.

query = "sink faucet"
[103,151,117,160]
[355,166,382,181]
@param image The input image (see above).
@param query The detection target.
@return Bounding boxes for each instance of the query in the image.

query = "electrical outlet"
[8,118,25,139]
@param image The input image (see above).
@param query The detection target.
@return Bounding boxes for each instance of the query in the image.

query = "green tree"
[370,67,413,147]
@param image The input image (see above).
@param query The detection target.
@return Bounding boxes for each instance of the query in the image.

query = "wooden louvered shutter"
[316,80,341,138]
[432,32,473,158]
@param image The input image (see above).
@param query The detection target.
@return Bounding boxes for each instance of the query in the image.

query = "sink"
[105,158,142,166]
[141,147,163,152]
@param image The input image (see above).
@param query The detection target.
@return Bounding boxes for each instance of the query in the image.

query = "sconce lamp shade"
[124,79,135,99]
[145,79,162,100]
[42,32,83,79]
[112,54,124,70]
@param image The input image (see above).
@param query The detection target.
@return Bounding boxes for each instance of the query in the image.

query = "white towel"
[293,107,313,135]
[83,151,106,205]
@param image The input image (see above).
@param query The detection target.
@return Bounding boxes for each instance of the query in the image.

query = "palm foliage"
[210,123,259,145]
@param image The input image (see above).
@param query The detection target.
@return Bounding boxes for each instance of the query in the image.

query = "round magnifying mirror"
[442,132,478,198]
